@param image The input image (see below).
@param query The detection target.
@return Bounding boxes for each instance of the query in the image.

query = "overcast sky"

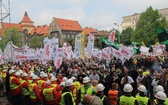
[1,0,168,31]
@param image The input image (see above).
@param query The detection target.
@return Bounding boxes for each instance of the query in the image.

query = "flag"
[156,27,168,42]
[132,42,140,54]
[101,36,119,50]
[108,29,116,42]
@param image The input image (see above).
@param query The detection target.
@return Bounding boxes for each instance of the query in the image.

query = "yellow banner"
[80,31,86,59]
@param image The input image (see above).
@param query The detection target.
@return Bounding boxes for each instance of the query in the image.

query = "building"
[0,11,35,45]
[121,8,168,30]
[49,17,83,45]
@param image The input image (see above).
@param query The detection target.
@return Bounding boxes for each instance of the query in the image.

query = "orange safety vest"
[108,90,118,105]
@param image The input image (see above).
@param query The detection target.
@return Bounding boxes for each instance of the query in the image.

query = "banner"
[87,34,94,56]
[74,33,82,57]
[108,29,116,42]
[80,31,86,59]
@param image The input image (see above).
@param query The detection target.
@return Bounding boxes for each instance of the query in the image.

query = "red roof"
[2,22,23,32]
[83,27,98,35]
[20,12,34,23]
[54,17,83,31]
[30,25,49,36]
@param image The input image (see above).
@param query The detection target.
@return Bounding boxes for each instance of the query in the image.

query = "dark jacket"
[62,88,74,105]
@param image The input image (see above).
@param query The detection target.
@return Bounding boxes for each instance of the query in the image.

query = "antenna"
[0,0,10,30]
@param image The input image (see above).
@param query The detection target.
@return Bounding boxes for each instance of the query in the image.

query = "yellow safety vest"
[101,95,106,101]
[43,87,54,101]
[28,79,33,84]
[29,83,37,99]
[10,76,19,90]
[21,80,30,96]
[80,84,95,102]
[51,83,57,89]
[136,95,149,105]
[74,81,81,90]
[59,92,75,105]
[120,95,136,105]
[38,79,45,91]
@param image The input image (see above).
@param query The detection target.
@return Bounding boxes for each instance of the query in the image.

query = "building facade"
[121,8,168,30]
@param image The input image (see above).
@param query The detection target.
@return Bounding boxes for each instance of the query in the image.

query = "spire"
[24,11,28,16]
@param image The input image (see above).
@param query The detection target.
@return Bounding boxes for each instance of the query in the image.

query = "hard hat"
[40,71,44,75]
[97,83,105,91]
[41,73,48,78]
[19,70,23,74]
[9,69,15,75]
[155,91,167,101]
[156,85,164,92]
[123,84,133,92]
[83,77,90,83]
[71,76,76,80]
[60,82,65,87]
[138,85,146,93]
[49,74,54,77]
[22,73,28,77]
[62,77,67,82]
[15,72,21,76]
[2,70,7,72]
[65,79,74,87]
[32,75,38,80]
[30,73,35,78]
[46,80,51,86]
[51,76,56,82]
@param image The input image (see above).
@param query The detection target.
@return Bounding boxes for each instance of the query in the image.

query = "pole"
[114,23,120,44]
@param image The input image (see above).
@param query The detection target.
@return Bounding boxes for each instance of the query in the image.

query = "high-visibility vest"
[120,95,136,105]
[38,79,45,91]
[136,95,149,105]
[43,87,54,101]
[29,83,37,99]
[71,87,78,101]
[59,92,75,105]
[10,76,19,90]
[80,84,95,102]
[101,95,106,101]
[21,80,30,96]
[154,98,168,105]
[74,81,81,90]
[108,90,118,105]
[28,79,33,84]
[51,83,57,89]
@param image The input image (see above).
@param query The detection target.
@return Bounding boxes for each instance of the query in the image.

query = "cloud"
[2,0,168,31]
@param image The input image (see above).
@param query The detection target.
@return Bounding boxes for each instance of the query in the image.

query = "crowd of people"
[0,54,168,105]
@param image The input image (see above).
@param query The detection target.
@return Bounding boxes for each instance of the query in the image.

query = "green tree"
[131,6,168,46]
[30,35,44,48]
[0,27,22,51]
[121,27,133,45]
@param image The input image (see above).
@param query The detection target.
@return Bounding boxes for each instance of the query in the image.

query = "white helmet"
[156,85,164,92]
[15,72,21,76]
[9,69,15,75]
[51,76,56,82]
[83,77,90,83]
[138,85,146,93]
[71,76,76,80]
[32,75,38,80]
[65,79,74,87]
[62,77,67,82]
[97,83,105,91]
[46,80,51,86]
[155,91,167,101]
[19,70,23,74]
[41,73,48,78]
[60,82,65,87]
[30,73,35,78]
[123,84,133,92]
[22,73,28,77]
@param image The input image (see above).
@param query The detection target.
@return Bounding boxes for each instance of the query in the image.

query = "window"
[71,35,74,39]
[63,34,66,38]
[67,34,70,39]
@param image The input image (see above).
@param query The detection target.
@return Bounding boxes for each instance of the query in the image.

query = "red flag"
[108,30,116,42]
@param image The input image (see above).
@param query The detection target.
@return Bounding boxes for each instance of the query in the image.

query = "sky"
[1,0,168,31]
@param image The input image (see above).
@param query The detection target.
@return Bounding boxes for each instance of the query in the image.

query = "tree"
[30,35,44,48]
[121,27,133,45]
[0,27,22,51]
[131,6,168,46]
